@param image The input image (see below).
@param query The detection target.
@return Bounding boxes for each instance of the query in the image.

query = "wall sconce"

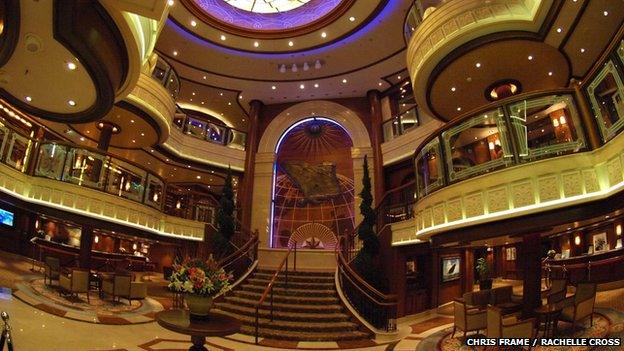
[94,235,99,244]
[488,141,495,150]
[574,235,581,246]
[552,118,560,127]
[152,193,159,202]
[617,224,622,236]
[175,200,181,209]
[35,219,40,229]
[559,115,566,125]
[132,243,138,251]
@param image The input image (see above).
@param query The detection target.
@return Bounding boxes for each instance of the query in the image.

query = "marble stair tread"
[222,296,344,313]
[216,309,359,332]
[215,302,350,322]
[247,278,335,289]
[240,325,371,341]
[239,284,337,297]
[233,290,340,304]
[256,269,334,276]
[254,271,335,281]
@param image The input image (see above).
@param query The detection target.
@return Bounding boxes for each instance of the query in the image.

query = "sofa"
[102,274,147,304]
[462,286,522,315]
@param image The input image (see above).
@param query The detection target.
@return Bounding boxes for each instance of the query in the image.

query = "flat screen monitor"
[0,208,14,227]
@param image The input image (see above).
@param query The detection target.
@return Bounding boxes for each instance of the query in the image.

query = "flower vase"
[185,294,213,320]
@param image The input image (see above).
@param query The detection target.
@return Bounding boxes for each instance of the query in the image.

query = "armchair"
[44,256,61,286]
[486,305,535,342]
[102,274,147,304]
[452,299,487,338]
[59,269,90,302]
[559,282,596,328]
[545,279,567,305]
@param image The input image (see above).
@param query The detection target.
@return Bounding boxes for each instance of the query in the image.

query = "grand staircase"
[215,269,371,341]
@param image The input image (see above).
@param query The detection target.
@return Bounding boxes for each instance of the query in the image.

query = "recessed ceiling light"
[451,87,456,92]
[556,27,562,33]
[314,83,319,88]
[349,16,355,22]
[132,139,136,143]
[271,85,276,90]
[67,62,77,70]
[228,102,232,105]
[79,137,85,141]
[528,55,533,60]
[68,100,76,106]
[580,48,586,53]
[86,130,90,134]
[342,78,347,83]
[548,71,553,76]
[141,132,145,136]
[239,95,242,99]
[192,92,195,96]
[219,92,223,96]
[190,20,197,27]
[168,0,174,5]
[201,101,205,104]
[321,32,327,38]
[190,98,192,101]
[378,82,383,86]
[173,51,178,56]
[130,119,135,123]
[475,62,481,68]
[299,84,305,89]
[457,107,462,111]
[220,34,226,41]
[253,41,259,47]
[166,158,169,161]
[288,41,294,47]
[196,175,201,179]
[25,96,32,102]
[603,11,609,16]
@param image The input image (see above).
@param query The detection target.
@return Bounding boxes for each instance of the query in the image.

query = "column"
[97,123,114,151]
[521,232,542,316]
[367,90,385,205]
[572,80,601,150]
[240,100,263,230]
[79,226,94,269]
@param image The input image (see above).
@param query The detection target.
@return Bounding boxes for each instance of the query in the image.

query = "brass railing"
[0,312,13,351]
[254,241,297,344]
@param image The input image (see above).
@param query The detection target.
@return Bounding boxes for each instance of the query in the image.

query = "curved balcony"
[0,119,205,240]
[162,108,247,171]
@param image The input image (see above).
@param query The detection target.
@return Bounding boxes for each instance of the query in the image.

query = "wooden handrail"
[336,245,395,302]
[219,231,259,269]
[254,242,297,344]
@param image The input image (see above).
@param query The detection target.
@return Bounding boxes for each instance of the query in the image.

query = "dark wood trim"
[0,0,20,67]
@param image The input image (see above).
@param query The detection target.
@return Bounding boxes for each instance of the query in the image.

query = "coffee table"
[156,309,240,351]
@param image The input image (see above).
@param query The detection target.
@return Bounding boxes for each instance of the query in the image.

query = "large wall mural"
[272,119,355,249]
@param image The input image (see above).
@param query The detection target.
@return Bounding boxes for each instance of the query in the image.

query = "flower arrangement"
[168,256,232,297]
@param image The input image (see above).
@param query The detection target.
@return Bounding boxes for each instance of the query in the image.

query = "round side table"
[156,309,241,351]
[534,303,563,338]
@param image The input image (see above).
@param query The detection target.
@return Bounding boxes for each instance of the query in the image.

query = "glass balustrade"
[382,106,420,141]
[173,109,247,150]
[151,55,180,99]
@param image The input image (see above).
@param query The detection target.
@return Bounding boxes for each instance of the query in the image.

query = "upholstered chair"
[44,256,61,286]
[452,299,487,338]
[59,269,90,302]
[486,306,535,349]
[545,279,568,305]
[559,282,597,328]
[102,274,147,303]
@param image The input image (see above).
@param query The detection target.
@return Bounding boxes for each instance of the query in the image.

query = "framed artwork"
[593,232,608,252]
[506,247,516,260]
[510,247,516,260]
[561,249,570,259]
[441,256,460,282]
[406,260,415,273]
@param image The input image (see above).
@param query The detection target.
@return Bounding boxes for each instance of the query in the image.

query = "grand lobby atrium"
[0,0,623,350]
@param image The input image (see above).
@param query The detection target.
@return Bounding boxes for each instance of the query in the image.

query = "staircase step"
[216,309,359,333]
[215,302,350,322]
[240,284,336,297]
[247,278,335,290]
[240,325,371,342]
[255,270,334,279]
[233,290,340,305]
[223,296,344,313]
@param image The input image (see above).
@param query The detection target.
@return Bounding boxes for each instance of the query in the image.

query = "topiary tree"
[353,155,384,291]
[214,166,235,256]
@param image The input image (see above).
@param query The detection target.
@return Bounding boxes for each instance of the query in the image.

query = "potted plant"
[168,255,232,319]
[476,257,492,290]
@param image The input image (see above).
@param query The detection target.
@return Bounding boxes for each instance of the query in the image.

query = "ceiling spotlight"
[603,11,609,16]
[192,92,195,95]
[196,175,201,179]
[475,62,481,68]
[548,71,553,76]
[378,82,383,86]
[190,20,197,27]
[451,87,456,92]
[202,76,206,79]
[271,85,276,90]
[79,137,85,141]
[349,16,355,22]
[299,84,305,89]
[239,95,242,99]
[288,41,294,47]
[168,0,174,5]
[253,41,259,47]
[201,101,205,104]
[140,132,145,136]
[580,48,586,53]
[25,96,32,102]
[68,100,76,106]
[457,107,462,111]
[132,139,136,143]
[219,92,223,96]
[220,34,226,41]
[556,27,562,33]
[342,78,347,83]
[314,83,319,88]
[321,32,327,38]
[67,62,77,70]
[173,51,178,56]
[228,102,231,105]
[130,119,135,123]
[528,55,533,60]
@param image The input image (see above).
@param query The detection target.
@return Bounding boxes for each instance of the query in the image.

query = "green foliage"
[476,257,490,280]
[215,167,235,254]
[357,155,379,256]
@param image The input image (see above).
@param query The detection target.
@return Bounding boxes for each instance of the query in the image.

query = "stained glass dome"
[222,0,311,14]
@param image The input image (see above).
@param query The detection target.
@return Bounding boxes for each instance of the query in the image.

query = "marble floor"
[0,251,622,351]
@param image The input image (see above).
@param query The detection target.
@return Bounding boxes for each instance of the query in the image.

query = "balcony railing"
[413,91,588,199]
[403,2,422,43]
[173,108,247,151]
[382,106,420,142]
[151,55,181,100]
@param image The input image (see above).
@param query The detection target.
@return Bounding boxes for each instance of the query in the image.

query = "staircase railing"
[0,312,13,351]
[219,229,259,284]
[336,182,415,331]
[254,241,297,344]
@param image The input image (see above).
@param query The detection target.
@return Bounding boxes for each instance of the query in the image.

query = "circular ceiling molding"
[181,0,354,39]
